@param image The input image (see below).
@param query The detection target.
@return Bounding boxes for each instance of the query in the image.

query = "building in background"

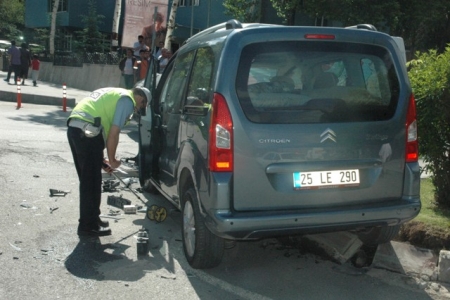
[24,0,309,53]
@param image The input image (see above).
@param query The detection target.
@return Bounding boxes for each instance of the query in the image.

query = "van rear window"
[236,41,400,124]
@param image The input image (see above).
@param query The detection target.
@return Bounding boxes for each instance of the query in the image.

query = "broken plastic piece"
[49,189,70,197]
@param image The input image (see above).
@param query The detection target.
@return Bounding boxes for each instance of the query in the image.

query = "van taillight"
[406,94,418,162]
[304,34,335,40]
[208,93,233,172]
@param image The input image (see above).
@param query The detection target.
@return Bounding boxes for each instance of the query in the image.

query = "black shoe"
[77,226,112,237]
[98,218,109,227]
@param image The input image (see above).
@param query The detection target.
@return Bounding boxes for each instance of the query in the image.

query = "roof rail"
[184,19,243,44]
[345,24,377,31]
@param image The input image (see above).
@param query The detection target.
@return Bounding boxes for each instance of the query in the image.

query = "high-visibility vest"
[68,88,136,140]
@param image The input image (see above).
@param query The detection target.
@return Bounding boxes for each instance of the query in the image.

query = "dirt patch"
[396,221,450,252]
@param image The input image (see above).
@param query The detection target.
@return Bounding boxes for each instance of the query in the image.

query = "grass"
[415,178,450,232]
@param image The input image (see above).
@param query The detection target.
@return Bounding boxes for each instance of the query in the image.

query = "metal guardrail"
[38,51,123,67]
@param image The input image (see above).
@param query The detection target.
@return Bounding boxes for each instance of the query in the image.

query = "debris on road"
[9,242,22,251]
[49,189,70,197]
[49,207,59,213]
[102,179,120,192]
[107,195,131,209]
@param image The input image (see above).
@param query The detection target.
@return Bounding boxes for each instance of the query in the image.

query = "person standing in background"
[3,40,21,84]
[132,35,149,58]
[135,49,151,81]
[30,54,40,87]
[119,48,137,89]
[19,43,32,85]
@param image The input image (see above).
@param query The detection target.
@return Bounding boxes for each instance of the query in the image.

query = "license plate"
[293,169,360,189]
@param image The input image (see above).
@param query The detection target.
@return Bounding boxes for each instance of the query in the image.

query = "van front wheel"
[182,187,224,269]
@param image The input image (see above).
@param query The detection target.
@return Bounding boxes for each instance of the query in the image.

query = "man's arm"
[105,97,135,169]
[106,125,121,169]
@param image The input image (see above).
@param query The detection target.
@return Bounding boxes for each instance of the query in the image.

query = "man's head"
[154,12,164,23]
[140,49,149,59]
[138,35,144,43]
[132,87,150,115]
[126,48,133,57]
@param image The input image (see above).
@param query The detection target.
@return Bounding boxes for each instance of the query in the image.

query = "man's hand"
[109,159,121,169]
[102,160,114,174]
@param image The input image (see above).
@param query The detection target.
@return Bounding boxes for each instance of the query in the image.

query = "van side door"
[157,50,195,198]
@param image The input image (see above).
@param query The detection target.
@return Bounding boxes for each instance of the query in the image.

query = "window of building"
[48,0,68,12]
[179,0,186,6]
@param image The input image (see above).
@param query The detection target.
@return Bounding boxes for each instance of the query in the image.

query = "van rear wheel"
[182,187,224,269]
[357,224,401,245]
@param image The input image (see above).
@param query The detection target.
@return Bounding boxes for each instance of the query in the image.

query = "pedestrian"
[134,49,151,81]
[67,86,150,237]
[119,48,136,89]
[20,43,32,85]
[30,54,40,87]
[132,35,149,58]
[158,48,171,74]
[3,40,21,84]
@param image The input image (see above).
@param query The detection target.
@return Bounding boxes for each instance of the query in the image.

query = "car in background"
[138,20,421,269]
[0,40,11,53]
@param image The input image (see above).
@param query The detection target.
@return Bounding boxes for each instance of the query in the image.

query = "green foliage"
[0,0,25,40]
[73,0,108,53]
[416,178,450,228]
[267,0,450,53]
[270,0,400,28]
[408,47,450,208]
[223,0,261,22]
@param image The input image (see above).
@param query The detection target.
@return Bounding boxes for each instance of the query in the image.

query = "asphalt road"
[0,101,449,300]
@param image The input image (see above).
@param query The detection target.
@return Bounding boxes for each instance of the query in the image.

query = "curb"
[0,90,75,108]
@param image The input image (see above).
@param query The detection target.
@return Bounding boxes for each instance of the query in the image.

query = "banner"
[122,0,169,52]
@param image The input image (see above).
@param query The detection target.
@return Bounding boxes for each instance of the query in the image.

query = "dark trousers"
[67,126,104,230]
[123,74,134,89]
[6,64,21,83]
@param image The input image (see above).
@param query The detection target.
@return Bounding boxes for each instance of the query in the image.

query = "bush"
[408,47,450,208]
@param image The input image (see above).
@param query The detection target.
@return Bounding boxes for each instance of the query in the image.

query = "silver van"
[138,20,421,268]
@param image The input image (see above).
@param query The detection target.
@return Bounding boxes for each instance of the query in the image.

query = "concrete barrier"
[39,61,124,91]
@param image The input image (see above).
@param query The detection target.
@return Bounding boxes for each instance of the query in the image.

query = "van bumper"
[204,198,421,240]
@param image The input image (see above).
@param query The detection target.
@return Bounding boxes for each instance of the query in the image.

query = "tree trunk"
[111,0,122,49]
[49,0,60,55]
[165,0,179,51]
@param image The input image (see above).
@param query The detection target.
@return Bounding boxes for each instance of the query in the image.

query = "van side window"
[186,47,215,106]
[160,51,195,114]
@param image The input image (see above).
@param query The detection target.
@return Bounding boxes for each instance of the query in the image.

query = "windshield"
[236,41,399,124]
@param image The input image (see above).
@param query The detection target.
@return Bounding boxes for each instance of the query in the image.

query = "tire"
[182,187,224,269]
[357,224,401,246]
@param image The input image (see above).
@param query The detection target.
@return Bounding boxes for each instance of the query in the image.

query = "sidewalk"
[0,71,89,108]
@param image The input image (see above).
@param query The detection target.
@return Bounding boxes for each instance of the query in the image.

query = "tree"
[165,0,179,51]
[270,0,401,28]
[73,0,107,53]
[223,0,261,23]
[408,48,450,208]
[0,0,25,40]
[49,0,59,55]
[111,0,122,49]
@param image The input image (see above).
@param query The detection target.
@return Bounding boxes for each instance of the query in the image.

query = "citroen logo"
[320,128,337,143]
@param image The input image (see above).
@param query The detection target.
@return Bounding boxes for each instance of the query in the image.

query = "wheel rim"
[183,200,196,257]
